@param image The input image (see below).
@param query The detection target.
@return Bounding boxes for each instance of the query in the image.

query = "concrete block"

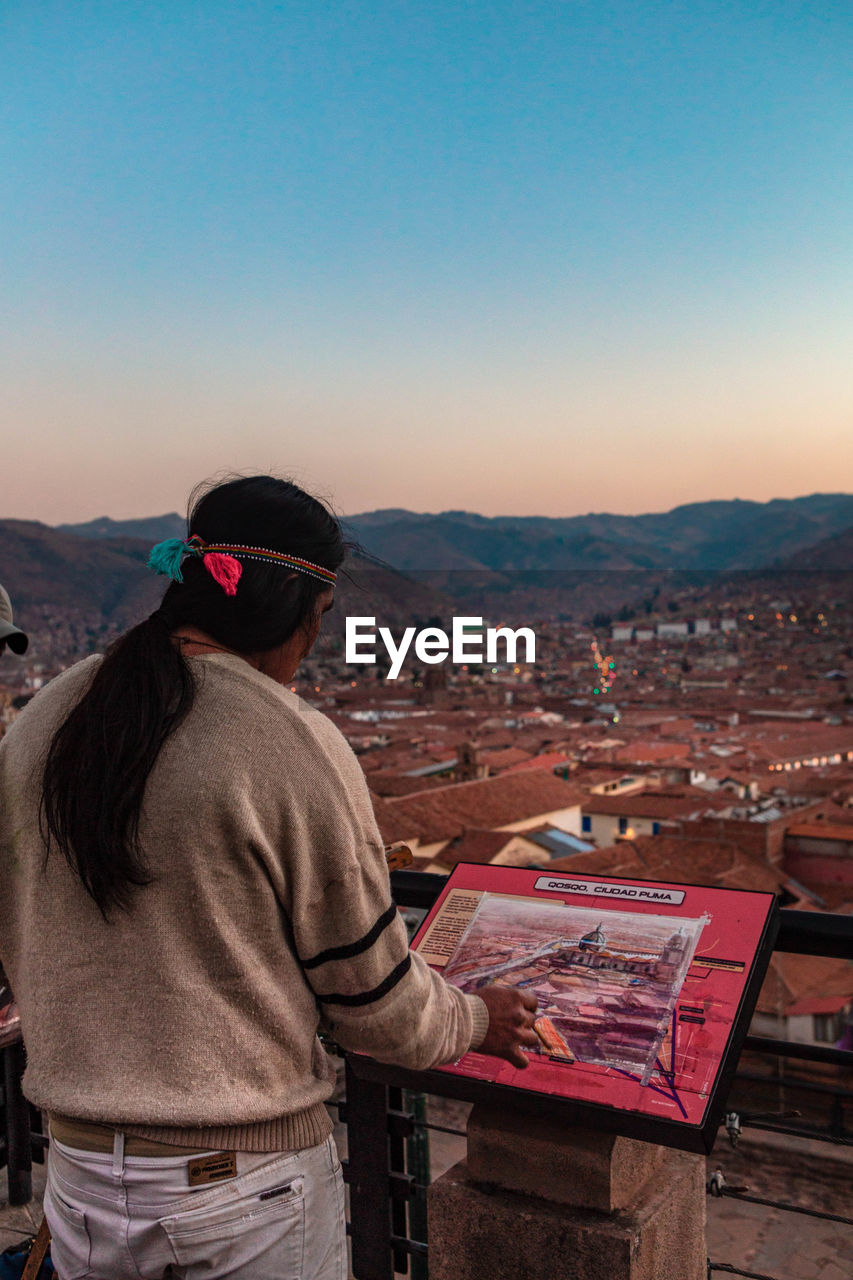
[428,1154,706,1280]
[466,1105,668,1212]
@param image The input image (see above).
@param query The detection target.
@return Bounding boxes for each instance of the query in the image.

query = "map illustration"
[444,893,707,1084]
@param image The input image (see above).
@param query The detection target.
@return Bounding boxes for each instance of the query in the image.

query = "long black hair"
[40,475,346,917]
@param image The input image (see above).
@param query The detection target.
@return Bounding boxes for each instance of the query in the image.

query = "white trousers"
[45,1132,347,1280]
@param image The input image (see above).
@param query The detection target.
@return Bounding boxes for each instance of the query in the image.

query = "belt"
[48,1113,208,1157]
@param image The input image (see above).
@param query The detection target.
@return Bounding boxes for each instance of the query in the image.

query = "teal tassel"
[147,538,190,582]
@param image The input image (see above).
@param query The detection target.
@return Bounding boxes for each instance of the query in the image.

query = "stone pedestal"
[427,1106,706,1280]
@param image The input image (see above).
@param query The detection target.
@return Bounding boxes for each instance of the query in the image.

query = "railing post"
[345,1058,395,1280]
[404,1090,430,1280]
[829,1091,845,1138]
[2,1040,32,1206]
[387,1086,410,1274]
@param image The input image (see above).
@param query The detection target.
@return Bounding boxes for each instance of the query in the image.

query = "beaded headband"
[147,534,337,597]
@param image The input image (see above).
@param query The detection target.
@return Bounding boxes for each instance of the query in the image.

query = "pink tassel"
[203,552,242,596]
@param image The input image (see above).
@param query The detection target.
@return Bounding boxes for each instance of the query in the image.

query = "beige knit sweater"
[0,654,488,1151]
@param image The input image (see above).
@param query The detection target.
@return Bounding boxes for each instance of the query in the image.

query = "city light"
[589,637,615,696]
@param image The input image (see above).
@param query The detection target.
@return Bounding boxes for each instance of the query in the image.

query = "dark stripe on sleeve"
[316,954,412,1007]
[301,903,398,971]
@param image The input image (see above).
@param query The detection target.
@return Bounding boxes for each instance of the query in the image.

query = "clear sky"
[2,1,851,523]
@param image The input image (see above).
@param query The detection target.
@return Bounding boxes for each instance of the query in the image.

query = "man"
[0,583,29,656]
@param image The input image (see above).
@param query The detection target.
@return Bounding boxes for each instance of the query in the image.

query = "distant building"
[580,790,723,847]
[783,823,853,890]
[455,740,488,783]
[588,774,646,798]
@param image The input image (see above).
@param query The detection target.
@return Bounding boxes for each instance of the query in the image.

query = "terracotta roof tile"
[387,769,584,844]
[480,747,534,770]
[581,791,730,819]
[504,751,574,773]
[786,823,853,842]
[369,792,415,844]
[434,828,518,869]
[548,835,785,895]
[756,953,853,1015]
[368,772,450,797]
[786,995,850,1016]
[612,740,692,763]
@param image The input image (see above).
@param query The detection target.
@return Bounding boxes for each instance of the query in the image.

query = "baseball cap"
[0,584,28,655]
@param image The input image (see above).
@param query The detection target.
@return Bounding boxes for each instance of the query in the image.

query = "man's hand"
[476,985,539,1069]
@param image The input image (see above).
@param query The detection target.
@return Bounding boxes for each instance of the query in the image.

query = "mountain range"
[0,495,848,648]
[58,494,853,573]
[0,520,447,647]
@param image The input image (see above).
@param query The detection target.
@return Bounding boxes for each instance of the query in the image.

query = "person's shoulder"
[0,656,101,754]
[48,654,103,686]
[170,658,376,825]
[295,697,362,773]
[191,655,355,761]
[16,655,101,715]
[190,654,307,724]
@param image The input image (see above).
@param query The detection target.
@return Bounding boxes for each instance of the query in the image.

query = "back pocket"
[43,1181,91,1280]
[159,1177,305,1274]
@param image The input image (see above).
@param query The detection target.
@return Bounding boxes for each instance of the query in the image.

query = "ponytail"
[40,613,195,918]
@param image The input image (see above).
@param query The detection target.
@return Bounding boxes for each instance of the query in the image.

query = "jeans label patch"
[187,1152,238,1186]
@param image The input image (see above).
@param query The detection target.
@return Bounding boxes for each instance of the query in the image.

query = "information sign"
[411,863,778,1151]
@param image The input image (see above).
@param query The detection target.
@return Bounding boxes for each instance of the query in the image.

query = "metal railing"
[330,872,853,1280]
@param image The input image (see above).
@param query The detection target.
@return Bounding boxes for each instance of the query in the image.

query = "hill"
[0,520,161,630]
[0,520,452,657]
[7,496,847,650]
[57,513,185,542]
[58,495,853,573]
[772,524,853,571]
[340,495,853,572]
